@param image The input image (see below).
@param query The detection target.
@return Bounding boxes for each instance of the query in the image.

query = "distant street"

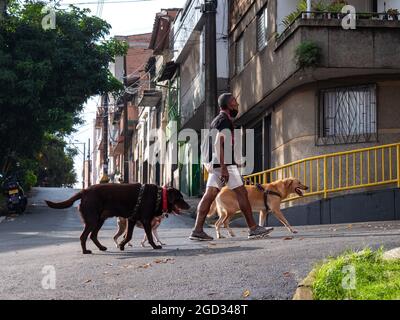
[0,187,399,300]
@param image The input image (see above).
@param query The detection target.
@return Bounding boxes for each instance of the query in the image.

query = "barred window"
[256,6,268,51]
[236,35,244,74]
[318,85,377,145]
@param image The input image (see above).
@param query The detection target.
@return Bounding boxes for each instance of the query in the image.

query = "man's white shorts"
[206,165,243,190]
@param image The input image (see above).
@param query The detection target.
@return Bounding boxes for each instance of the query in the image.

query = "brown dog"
[207,178,308,239]
[113,214,168,248]
[45,183,190,254]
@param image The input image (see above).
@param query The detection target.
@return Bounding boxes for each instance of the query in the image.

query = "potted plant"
[328,0,348,19]
[295,41,322,69]
[387,8,399,20]
[312,0,327,19]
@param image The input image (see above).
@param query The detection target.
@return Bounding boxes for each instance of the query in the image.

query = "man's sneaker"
[189,230,214,241]
[248,225,274,239]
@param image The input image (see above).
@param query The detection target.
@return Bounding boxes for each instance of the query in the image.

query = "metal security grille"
[317,84,377,145]
[236,35,244,73]
[256,7,267,51]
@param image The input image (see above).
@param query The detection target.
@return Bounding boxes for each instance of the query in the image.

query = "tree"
[0,1,127,175]
[36,134,77,187]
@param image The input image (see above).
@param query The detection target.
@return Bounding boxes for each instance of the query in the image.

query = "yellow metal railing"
[244,142,400,202]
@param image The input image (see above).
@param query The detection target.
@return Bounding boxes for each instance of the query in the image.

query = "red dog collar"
[162,186,168,213]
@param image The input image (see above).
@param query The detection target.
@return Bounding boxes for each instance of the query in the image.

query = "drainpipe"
[307,0,312,18]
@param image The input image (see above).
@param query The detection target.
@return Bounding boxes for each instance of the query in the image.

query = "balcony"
[138,89,162,107]
[234,11,400,125]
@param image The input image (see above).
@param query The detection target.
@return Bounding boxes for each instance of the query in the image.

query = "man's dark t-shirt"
[210,112,236,168]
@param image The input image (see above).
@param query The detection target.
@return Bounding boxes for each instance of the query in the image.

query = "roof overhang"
[157,61,178,82]
[138,90,162,107]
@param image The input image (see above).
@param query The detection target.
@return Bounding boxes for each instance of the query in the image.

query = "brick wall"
[124,33,153,76]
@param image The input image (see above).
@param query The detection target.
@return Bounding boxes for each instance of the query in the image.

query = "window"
[318,85,377,145]
[256,6,268,51]
[236,35,244,74]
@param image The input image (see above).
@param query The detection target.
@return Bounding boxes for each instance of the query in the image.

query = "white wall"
[174,0,228,78]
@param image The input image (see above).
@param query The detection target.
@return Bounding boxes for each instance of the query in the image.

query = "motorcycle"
[0,173,27,214]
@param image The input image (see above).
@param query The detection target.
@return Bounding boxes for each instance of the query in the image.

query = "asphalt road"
[0,187,399,300]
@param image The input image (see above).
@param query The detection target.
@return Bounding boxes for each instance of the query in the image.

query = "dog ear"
[285,179,293,188]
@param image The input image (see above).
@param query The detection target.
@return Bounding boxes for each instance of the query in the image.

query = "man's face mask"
[229,109,238,118]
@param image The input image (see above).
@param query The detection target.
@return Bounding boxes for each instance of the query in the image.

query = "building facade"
[229,0,400,175]
[171,0,229,196]
[93,33,153,184]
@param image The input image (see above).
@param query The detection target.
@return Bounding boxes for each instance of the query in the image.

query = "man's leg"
[232,185,274,239]
[232,186,257,229]
[193,186,219,232]
[190,186,219,240]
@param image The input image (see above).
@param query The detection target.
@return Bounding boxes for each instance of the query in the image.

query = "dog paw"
[119,245,125,251]
[158,242,166,246]
[217,235,225,239]
[99,246,107,251]
[128,243,133,247]
[153,245,162,250]
[83,250,92,254]
[291,229,299,234]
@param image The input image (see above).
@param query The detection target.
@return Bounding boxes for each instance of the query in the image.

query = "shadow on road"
[95,245,261,259]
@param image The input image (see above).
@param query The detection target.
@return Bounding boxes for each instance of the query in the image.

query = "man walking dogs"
[189,93,274,241]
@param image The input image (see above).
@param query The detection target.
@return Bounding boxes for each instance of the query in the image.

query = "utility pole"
[123,55,129,183]
[87,138,91,187]
[202,0,218,190]
[203,0,218,129]
[101,94,109,183]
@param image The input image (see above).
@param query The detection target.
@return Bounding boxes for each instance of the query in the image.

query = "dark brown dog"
[45,183,190,254]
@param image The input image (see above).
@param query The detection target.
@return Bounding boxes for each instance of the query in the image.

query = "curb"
[292,269,316,300]
[382,247,400,260]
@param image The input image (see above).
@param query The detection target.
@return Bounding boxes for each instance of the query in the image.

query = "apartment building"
[229,0,400,173]
[93,33,153,184]
[171,0,229,196]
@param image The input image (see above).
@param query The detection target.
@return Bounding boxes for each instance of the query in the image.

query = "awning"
[138,89,162,107]
[157,61,178,82]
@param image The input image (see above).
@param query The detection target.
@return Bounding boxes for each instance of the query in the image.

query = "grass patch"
[313,248,400,300]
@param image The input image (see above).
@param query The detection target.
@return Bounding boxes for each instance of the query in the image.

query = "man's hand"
[220,165,229,184]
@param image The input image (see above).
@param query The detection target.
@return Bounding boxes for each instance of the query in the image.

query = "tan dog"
[113,214,167,248]
[207,178,308,239]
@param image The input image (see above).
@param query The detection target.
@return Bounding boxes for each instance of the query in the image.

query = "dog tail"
[207,200,217,218]
[45,191,83,209]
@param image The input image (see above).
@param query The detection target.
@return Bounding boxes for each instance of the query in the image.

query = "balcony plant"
[312,0,328,19]
[387,8,399,20]
[328,0,348,19]
[282,0,307,29]
[295,41,322,69]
